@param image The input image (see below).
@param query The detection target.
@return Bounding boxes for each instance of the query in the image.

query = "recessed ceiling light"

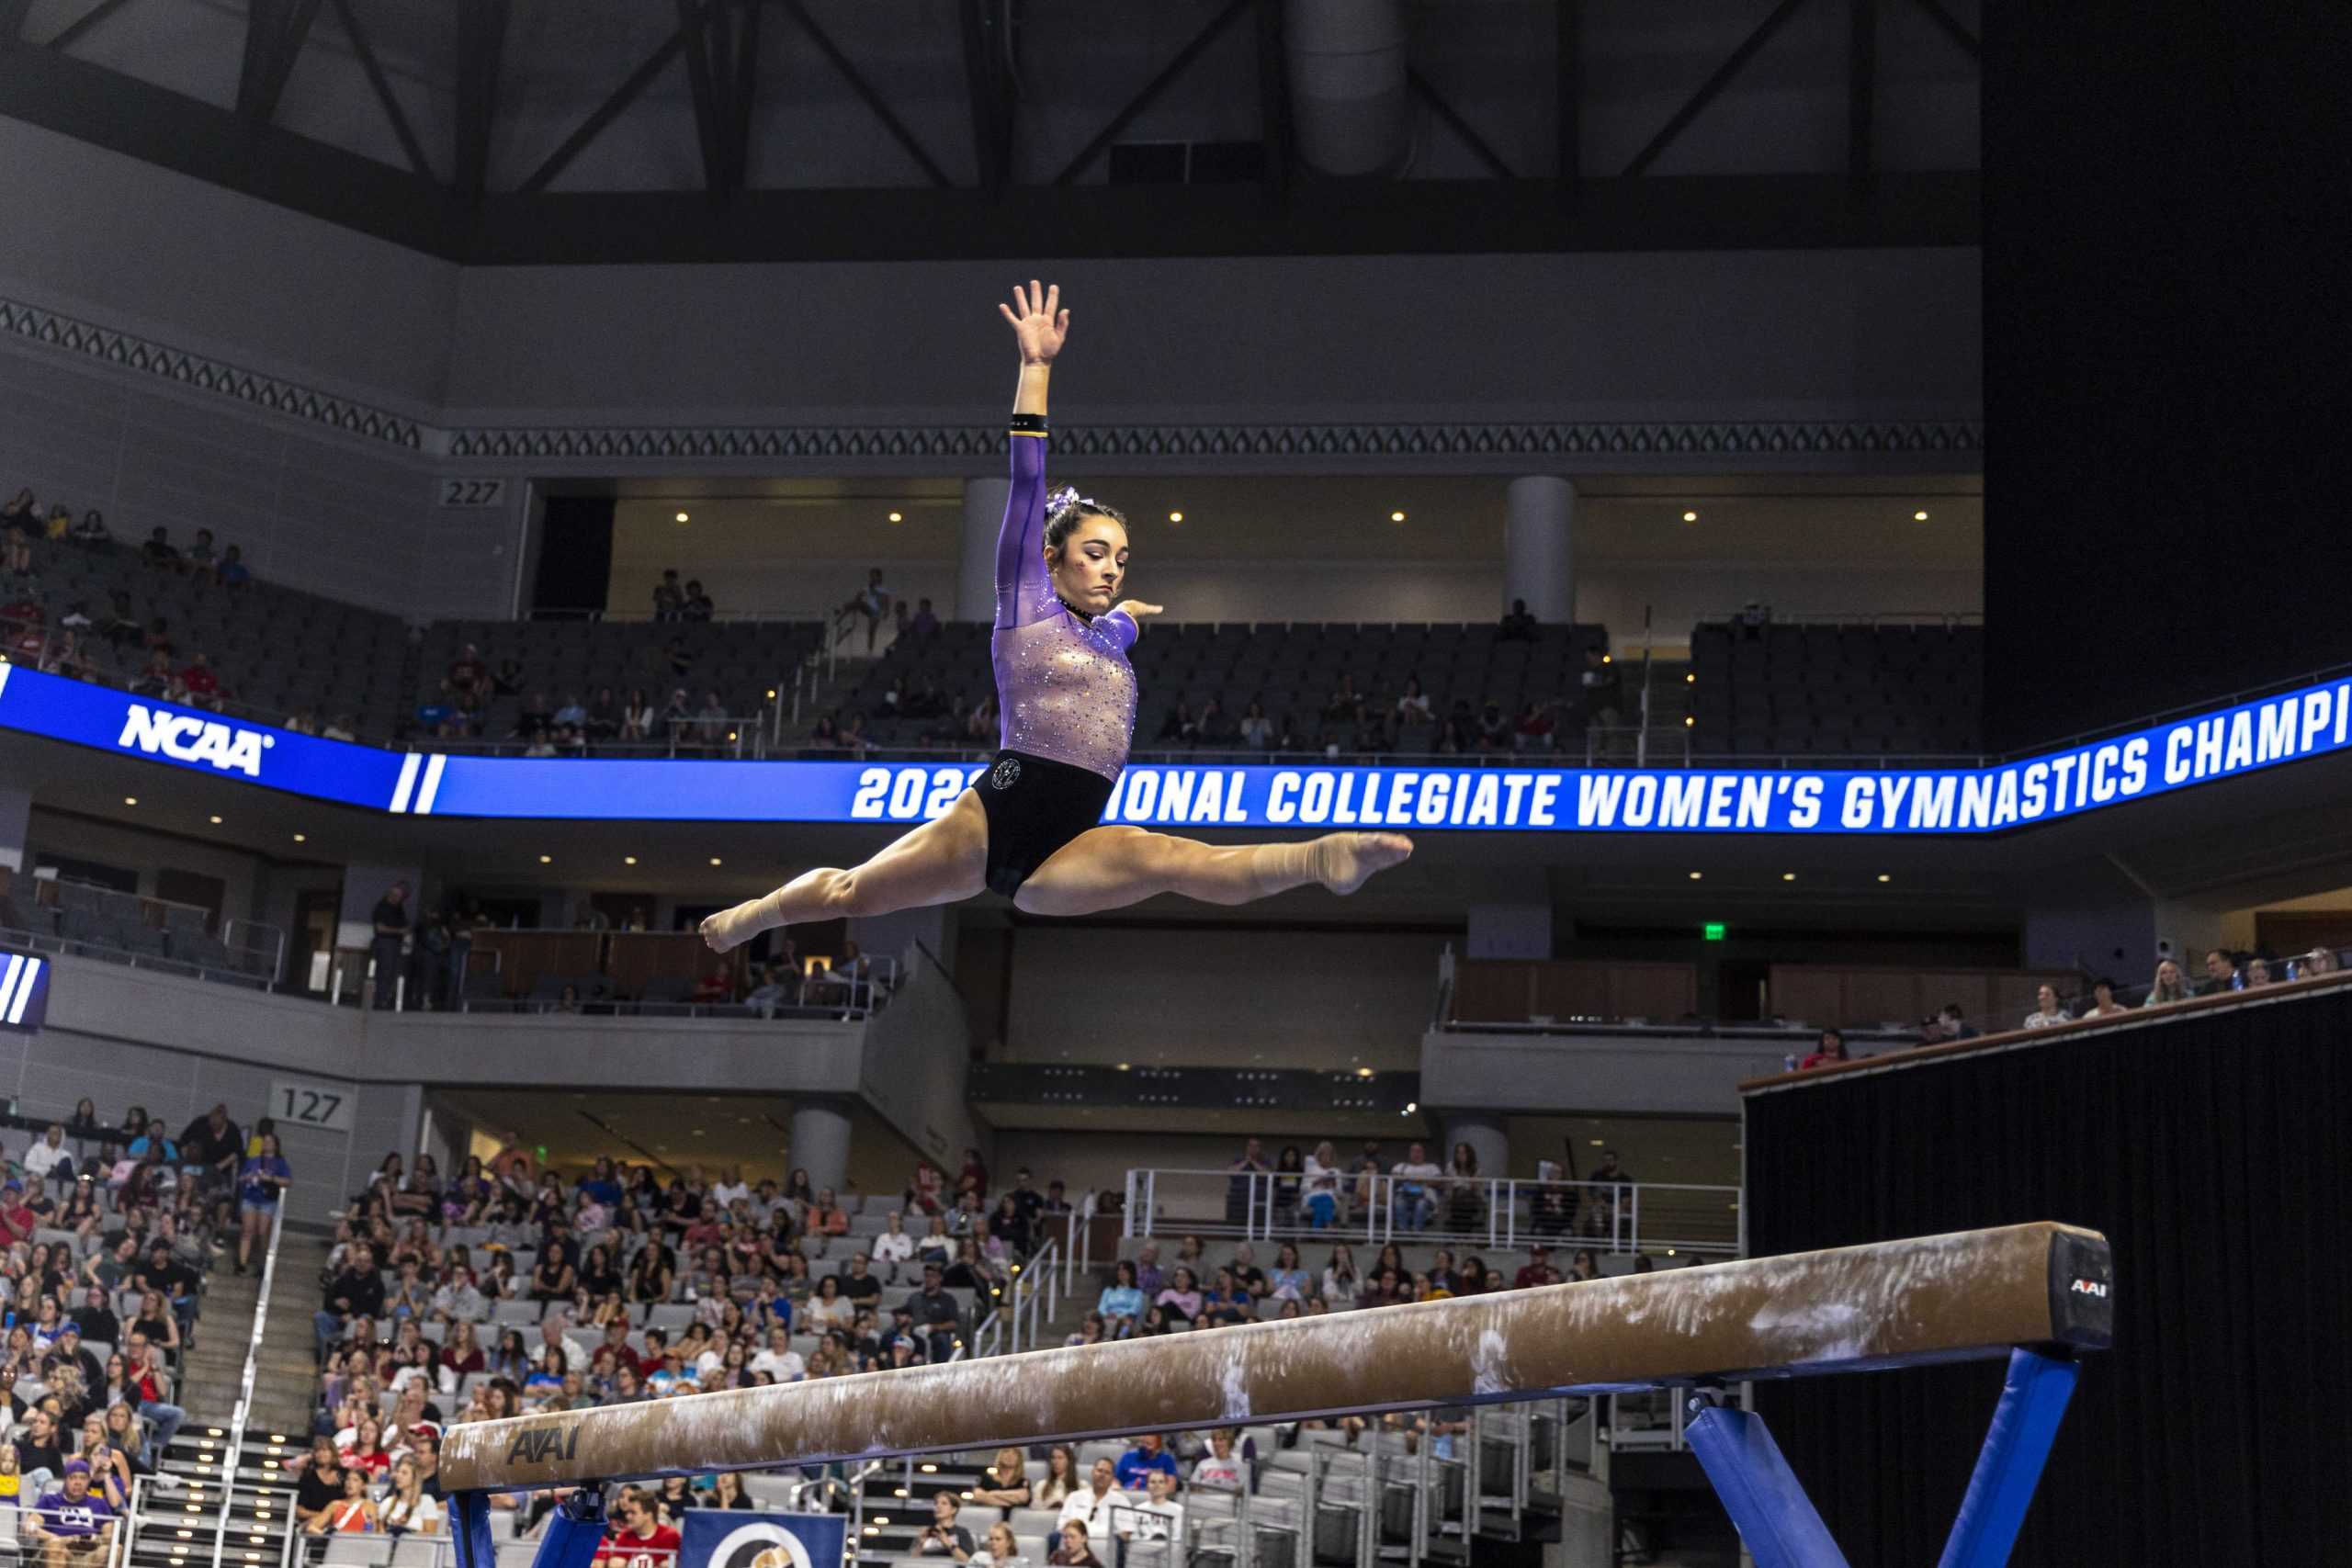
[1914,509,1929,521]
[123,796,137,806]
[708,857,722,866]
[292,833,306,843]
[1404,1101,1418,1113]
[209,814,223,824]
[1683,715,1695,727]
[1781,872,1796,882]
[1390,510,1407,523]
[1356,1066,1374,1077]
[1688,871,1702,880]
[1685,672,1696,683]
[537,854,552,863]
[674,511,690,523]
[1168,511,1183,524]
[1877,873,1892,883]
[624,855,638,865]
[1682,510,1698,523]
[1589,1138,1604,1147]
[888,511,903,524]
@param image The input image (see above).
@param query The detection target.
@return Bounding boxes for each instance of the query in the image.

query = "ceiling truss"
[0,0,1980,263]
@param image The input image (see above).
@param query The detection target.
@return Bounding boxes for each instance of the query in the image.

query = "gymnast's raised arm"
[995,279,1069,629]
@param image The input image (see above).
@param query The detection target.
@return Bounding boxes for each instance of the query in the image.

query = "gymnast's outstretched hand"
[1115,600,1163,624]
[999,279,1069,365]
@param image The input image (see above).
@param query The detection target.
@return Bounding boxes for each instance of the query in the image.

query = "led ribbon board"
[2,662,2346,833]
[0,949,52,1032]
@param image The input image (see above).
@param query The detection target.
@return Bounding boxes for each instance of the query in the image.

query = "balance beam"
[441,1221,2109,1494]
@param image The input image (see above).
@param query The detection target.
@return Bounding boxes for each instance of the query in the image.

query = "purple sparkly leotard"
[993,431,1138,783]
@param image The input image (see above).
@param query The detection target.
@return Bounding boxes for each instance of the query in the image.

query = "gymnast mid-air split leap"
[701,282,1412,952]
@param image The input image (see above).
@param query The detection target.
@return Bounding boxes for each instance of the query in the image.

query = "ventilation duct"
[1282,0,1412,178]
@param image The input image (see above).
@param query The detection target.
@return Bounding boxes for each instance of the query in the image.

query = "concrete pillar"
[789,1097,855,1194]
[0,785,29,874]
[1504,476,1576,624]
[958,477,1012,622]
[1442,1111,1510,1183]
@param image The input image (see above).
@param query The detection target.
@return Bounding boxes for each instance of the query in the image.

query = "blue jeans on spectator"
[1392,1185,1435,1232]
[142,1402,187,1463]
[313,1309,345,1358]
[1306,1192,1336,1228]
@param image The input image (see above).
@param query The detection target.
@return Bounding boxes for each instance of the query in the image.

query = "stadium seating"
[2,535,410,729]
[1687,619,1984,757]
[825,620,1614,754]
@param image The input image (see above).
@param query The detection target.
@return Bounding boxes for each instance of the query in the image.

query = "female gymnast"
[701,281,1411,952]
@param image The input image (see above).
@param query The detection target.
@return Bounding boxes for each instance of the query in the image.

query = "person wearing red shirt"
[1799,1028,1850,1071]
[594,1491,681,1568]
[1512,1245,1559,1291]
[1,1179,40,1245]
[178,652,220,704]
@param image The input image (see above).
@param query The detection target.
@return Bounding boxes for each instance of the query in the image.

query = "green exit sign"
[1702,922,1727,942]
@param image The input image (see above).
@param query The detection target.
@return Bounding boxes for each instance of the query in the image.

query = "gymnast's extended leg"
[1012,828,1412,918]
[699,790,989,952]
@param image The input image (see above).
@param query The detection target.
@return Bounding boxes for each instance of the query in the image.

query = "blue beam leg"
[1936,1348,2080,1568]
[448,1491,499,1568]
[534,1488,613,1568]
[1684,1399,1852,1568]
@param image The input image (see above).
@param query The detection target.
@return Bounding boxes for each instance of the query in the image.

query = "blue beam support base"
[448,1484,609,1568]
[1936,1348,2081,1568]
[1684,1347,2080,1568]
[1685,1398,1852,1568]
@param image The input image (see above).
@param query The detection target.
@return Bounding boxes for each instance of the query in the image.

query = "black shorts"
[975,749,1113,897]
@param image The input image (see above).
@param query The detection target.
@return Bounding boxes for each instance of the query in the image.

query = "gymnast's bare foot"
[1314,832,1414,896]
[700,895,780,954]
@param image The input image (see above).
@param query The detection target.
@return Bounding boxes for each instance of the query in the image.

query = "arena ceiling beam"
[450,0,508,200]
[1848,0,1876,200]
[1911,0,1982,60]
[1555,0,1583,199]
[441,1221,2109,1493]
[0,44,1977,262]
[1623,0,1811,177]
[329,0,435,181]
[958,0,1014,197]
[233,0,323,127]
[36,0,130,53]
[791,0,956,190]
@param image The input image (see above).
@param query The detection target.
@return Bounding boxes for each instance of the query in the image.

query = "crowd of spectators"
[1,1097,258,1551]
[1788,942,2346,1071]
[282,1149,1076,1546]
[650,571,717,625]
[2,489,254,715]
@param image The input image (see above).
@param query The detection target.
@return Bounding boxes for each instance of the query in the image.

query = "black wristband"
[1007,413,1048,434]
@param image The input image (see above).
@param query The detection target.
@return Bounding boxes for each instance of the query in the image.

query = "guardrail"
[1121,1168,1741,1257]
[211,1185,287,1568]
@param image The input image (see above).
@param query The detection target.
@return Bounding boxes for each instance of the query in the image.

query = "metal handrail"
[210,1185,288,1568]
[1119,1167,1741,1256]
[0,922,277,991]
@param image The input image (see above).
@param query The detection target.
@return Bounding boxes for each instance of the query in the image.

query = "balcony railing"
[1120,1168,1742,1258]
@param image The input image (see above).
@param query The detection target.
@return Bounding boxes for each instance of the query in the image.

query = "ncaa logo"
[991,756,1023,791]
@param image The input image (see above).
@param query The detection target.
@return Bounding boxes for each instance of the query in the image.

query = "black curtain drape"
[1745,985,2352,1566]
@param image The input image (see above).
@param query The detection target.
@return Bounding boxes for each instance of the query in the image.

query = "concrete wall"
[438,248,1981,430]
[1001,927,1454,1071]
[1420,1028,1792,1118]
[0,121,1979,438]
